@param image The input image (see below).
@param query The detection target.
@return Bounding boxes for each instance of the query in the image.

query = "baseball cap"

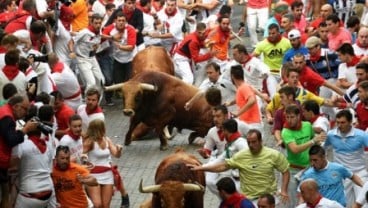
[288,29,301,40]
[305,36,322,49]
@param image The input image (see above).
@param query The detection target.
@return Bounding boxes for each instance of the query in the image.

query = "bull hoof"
[160,145,168,151]
[125,140,132,146]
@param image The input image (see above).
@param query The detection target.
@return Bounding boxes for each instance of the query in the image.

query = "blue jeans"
[97,52,113,101]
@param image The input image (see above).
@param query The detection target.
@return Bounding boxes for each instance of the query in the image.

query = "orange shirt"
[52,163,89,208]
[236,83,261,124]
[208,27,230,61]
[71,0,89,32]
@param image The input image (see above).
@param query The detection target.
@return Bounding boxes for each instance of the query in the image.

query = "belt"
[270,69,279,73]
[21,190,52,200]
[289,164,306,170]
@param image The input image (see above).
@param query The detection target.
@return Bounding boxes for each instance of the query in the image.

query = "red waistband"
[64,88,82,100]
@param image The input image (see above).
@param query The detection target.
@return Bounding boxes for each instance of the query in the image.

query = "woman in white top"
[83,119,122,208]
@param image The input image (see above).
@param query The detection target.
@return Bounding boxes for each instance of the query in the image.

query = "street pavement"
[106,4,271,207]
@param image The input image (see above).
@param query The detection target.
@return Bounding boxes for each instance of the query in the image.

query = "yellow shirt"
[267,87,325,114]
[226,146,289,199]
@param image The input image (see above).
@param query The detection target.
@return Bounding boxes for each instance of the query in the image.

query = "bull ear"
[139,83,157,91]
[139,179,161,193]
[104,83,124,91]
[183,183,205,192]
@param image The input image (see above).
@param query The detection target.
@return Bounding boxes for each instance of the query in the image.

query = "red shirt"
[356,102,368,131]
[299,66,325,95]
[176,31,211,63]
[55,103,75,132]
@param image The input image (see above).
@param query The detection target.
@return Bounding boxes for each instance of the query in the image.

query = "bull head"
[122,83,157,117]
[139,179,204,193]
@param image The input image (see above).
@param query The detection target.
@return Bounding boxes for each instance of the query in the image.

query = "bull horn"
[139,179,161,193]
[140,83,157,91]
[183,183,205,192]
[104,83,124,91]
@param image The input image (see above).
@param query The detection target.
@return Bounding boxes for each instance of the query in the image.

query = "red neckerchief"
[267,34,282,45]
[87,25,99,35]
[136,3,151,14]
[217,26,230,44]
[346,56,361,67]
[25,66,33,76]
[217,129,225,141]
[220,192,246,207]
[52,62,64,73]
[28,135,48,154]
[240,55,253,67]
[2,65,20,80]
[98,0,114,5]
[30,32,47,51]
[86,106,103,115]
[309,49,322,62]
[306,194,323,208]
[67,130,80,141]
[356,40,368,49]
[309,114,324,123]
[123,6,134,21]
[283,117,302,130]
[274,13,282,25]
[0,46,7,54]
[165,8,177,17]
[226,132,241,143]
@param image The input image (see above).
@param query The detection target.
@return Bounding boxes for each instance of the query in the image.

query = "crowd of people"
[1,0,368,207]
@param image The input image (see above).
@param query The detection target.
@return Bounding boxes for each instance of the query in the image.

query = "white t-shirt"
[77,104,105,131]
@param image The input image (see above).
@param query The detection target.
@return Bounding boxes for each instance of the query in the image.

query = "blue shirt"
[283,46,309,63]
[301,162,353,206]
[324,127,368,172]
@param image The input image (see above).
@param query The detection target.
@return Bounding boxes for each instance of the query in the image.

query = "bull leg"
[157,128,170,151]
[131,123,154,141]
[125,117,141,145]
[188,132,200,144]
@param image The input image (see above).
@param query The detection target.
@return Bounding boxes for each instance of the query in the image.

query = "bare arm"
[280,170,290,203]
[107,137,122,158]
[234,95,256,117]
[324,81,344,96]
[78,174,98,186]
[351,174,364,187]
[188,161,230,172]
[185,91,205,111]
[287,133,326,154]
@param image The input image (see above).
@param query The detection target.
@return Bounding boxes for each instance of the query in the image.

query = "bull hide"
[131,45,175,77]
[130,46,175,140]
[140,148,205,208]
[119,71,213,150]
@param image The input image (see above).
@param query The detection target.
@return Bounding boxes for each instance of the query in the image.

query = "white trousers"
[15,193,51,208]
[344,169,368,207]
[173,53,194,84]
[247,7,269,47]
[76,56,105,94]
[266,73,281,98]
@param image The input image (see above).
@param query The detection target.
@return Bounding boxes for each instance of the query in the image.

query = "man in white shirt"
[150,0,184,55]
[76,87,104,131]
[297,179,344,208]
[48,53,82,111]
[72,14,105,95]
[353,27,368,56]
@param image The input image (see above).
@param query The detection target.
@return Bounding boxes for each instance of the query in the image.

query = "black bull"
[105,71,213,150]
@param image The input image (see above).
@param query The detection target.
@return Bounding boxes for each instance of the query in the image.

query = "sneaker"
[106,100,115,106]
[121,194,130,208]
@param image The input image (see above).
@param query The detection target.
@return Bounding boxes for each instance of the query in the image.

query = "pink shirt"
[294,15,307,34]
[328,27,352,51]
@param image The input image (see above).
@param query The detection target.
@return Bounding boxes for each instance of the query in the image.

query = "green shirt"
[225,146,289,199]
[281,121,314,167]
[254,37,291,72]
